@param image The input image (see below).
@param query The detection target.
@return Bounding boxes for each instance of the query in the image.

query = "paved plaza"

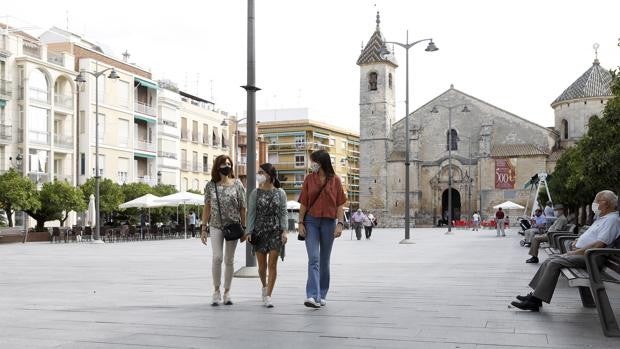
[1,227,619,348]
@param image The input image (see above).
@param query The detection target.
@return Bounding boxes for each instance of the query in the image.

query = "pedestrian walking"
[362,210,376,239]
[247,163,288,308]
[495,207,506,237]
[351,208,364,240]
[201,155,247,306]
[472,211,480,231]
[298,150,347,308]
[188,210,197,237]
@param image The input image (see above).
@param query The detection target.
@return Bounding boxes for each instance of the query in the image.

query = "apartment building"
[157,81,181,189]
[0,26,78,188]
[41,27,159,187]
[257,119,360,208]
[178,91,231,192]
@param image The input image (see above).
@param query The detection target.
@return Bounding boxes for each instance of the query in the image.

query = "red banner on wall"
[495,159,516,189]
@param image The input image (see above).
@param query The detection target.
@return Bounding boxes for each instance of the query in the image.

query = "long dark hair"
[260,163,281,188]
[310,150,335,178]
[211,155,235,182]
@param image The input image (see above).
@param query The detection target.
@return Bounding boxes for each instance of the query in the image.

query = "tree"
[80,178,124,221]
[0,169,40,227]
[24,181,87,231]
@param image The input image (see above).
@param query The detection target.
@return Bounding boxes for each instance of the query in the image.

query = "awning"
[0,100,6,108]
[135,77,158,90]
[134,114,156,123]
[134,152,156,159]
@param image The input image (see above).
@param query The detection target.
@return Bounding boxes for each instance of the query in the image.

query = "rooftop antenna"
[122,50,130,62]
[593,42,600,64]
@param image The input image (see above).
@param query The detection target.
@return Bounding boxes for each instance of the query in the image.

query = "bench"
[542,224,577,255]
[558,236,620,337]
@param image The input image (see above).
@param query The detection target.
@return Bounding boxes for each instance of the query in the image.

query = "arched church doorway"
[441,188,462,222]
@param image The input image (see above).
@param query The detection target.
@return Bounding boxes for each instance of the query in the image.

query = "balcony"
[191,162,201,173]
[29,130,50,145]
[134,100,156,116]
[0,79,12,99]
[53,133,73,148]
[134,138,156,152]
[202,135,210,145]
[0,124,11,142]
[28,172,49,183]
[54,93,73,109]
[47,51,64,67]
[281,181,304,191]
[180,160,191,171]
[158,151,177,159]
[22,42,41,59]
[191,132,200,143]
[136,175,157,186]
[181,129,189,141]
[29,87,49,104]
[54,174,73,183]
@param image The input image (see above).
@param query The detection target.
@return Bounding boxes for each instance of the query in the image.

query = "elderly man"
[351,208,365,240]
[525,204,569,263]
[544,201,556,227]
[512,190,619,311]
[523,209,546,246]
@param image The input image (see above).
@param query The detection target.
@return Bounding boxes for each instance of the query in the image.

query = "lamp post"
[458,135,475,228]
[430,104,470,234]
[381,32,438,244]
[9,154,23,170]
[75,63,120,243]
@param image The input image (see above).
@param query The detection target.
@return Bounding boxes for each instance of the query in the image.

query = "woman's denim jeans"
[304,214,336,301]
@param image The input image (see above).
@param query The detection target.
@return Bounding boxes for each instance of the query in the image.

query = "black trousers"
[364,226,373,239]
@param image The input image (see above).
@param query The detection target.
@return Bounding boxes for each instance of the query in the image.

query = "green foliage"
[0,169,40,227]
[24,181,87,230]
[80,178,124,216]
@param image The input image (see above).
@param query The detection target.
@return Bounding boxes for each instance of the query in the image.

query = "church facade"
[357,14,613,227]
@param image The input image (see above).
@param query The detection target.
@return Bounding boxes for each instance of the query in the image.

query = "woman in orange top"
[298,150,347,308]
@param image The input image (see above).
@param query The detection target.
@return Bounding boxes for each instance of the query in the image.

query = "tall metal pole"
[404,31,411,241]
[94,72,101,242]
[236,0,260,277]
[446,107,453,234]
[468,138,472,227]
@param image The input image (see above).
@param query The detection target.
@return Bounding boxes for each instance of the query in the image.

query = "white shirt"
[473,213,480,222]
[575,211,620,249]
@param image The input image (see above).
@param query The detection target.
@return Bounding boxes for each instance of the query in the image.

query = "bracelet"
[337,221,344,226]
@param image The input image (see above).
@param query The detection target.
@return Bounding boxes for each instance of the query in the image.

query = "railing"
[134,138,156,152]
[54,93,73,109]
[191,132,200,143]
[203,163,210,173]
[29,87,49,103]
[53,133,73,148]
[202,135,210,145]
[158,118,177,128]
[0,79,12,98]
[158,151,177,159]
[192,162,201,172]
[134,100,157,116]
[29,130,50,144]
[0,124,11,141]
[136,176,157,186]
[180,129,189,140]
[47,51,64,67]
[22,42,41,59]
[280,181,304,190]
[28,172,49,183]
[181,160,191,171]
[54,174,72,183]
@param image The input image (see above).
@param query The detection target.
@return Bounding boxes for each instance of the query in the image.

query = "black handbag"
[213,181,244,241]
[298,178,329,241]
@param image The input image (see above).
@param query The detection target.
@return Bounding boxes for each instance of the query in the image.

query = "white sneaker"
[304,297,320,308]
[261,287,267,303]
[211,290,221,306]
[264,296,273,308]
[223,292,233,305]
[320,299,326,306]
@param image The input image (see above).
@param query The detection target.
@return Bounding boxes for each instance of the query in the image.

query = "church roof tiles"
[356,12,398,67]
[491,144,548,158]
[551,59,613,106]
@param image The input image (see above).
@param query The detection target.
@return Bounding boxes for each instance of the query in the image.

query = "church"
[357,14,613,227]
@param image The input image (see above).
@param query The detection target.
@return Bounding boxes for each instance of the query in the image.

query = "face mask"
[310,162,320,173]
[219,166,232,176]
[591,202,600,215]
[256,174,267,184]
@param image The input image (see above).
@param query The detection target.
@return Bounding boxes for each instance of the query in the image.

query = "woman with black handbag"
[298,150,347,308]
[201,155,246,306]
[247,163,288,307]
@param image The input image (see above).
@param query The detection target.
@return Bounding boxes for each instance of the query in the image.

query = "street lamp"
[381,32,438,244]
[75,64,120,243]
[430,104,470,234]
[457,134,475,227]
[9,154,23,170]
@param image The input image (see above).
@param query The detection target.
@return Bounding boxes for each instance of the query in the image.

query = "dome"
[551,59,613,106]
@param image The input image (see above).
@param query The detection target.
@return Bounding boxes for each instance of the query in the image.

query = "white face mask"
[310,162,320,173]
[592,201,600,215]
[256,174,267,185]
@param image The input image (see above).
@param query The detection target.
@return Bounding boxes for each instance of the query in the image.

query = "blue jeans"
[305,214,336,301]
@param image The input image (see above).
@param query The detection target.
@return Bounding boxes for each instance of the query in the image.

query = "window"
[118,119,129,147]
[330,156,336,164]
[117,157,129,183]
[29,149,48,173]
[202,124,209,144]
[447,129,458,151]
[93,154,105,176]
[94,113,105,143]
[203,154,209,172]
[80,153,85,175]
[117,80,129,107]
[183,177,188,191]
[79,111,85,134]
[295,136,305,149]
[368,72,378,91]
[329,138,335,146]
[341,141,347,150]
[28,106,49,144]
[29,69,49,103]
[295,154,305,167]
[561,119,568,139]
[388,73,393,89]
[193,178,199,191]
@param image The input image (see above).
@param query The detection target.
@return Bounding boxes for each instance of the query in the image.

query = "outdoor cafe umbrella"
[119,194,170,237]
[493,201,525,210]
[87,194,96,228]
[155,192,204,239]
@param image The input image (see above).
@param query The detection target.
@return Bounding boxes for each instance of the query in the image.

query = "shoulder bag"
[213,180,244,241]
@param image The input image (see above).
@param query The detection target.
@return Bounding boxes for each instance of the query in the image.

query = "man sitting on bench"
[511,190,619,311]
[525,204,568,264]
[523,209,547,246]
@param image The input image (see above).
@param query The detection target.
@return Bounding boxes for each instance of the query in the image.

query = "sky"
[3,0,620,132]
